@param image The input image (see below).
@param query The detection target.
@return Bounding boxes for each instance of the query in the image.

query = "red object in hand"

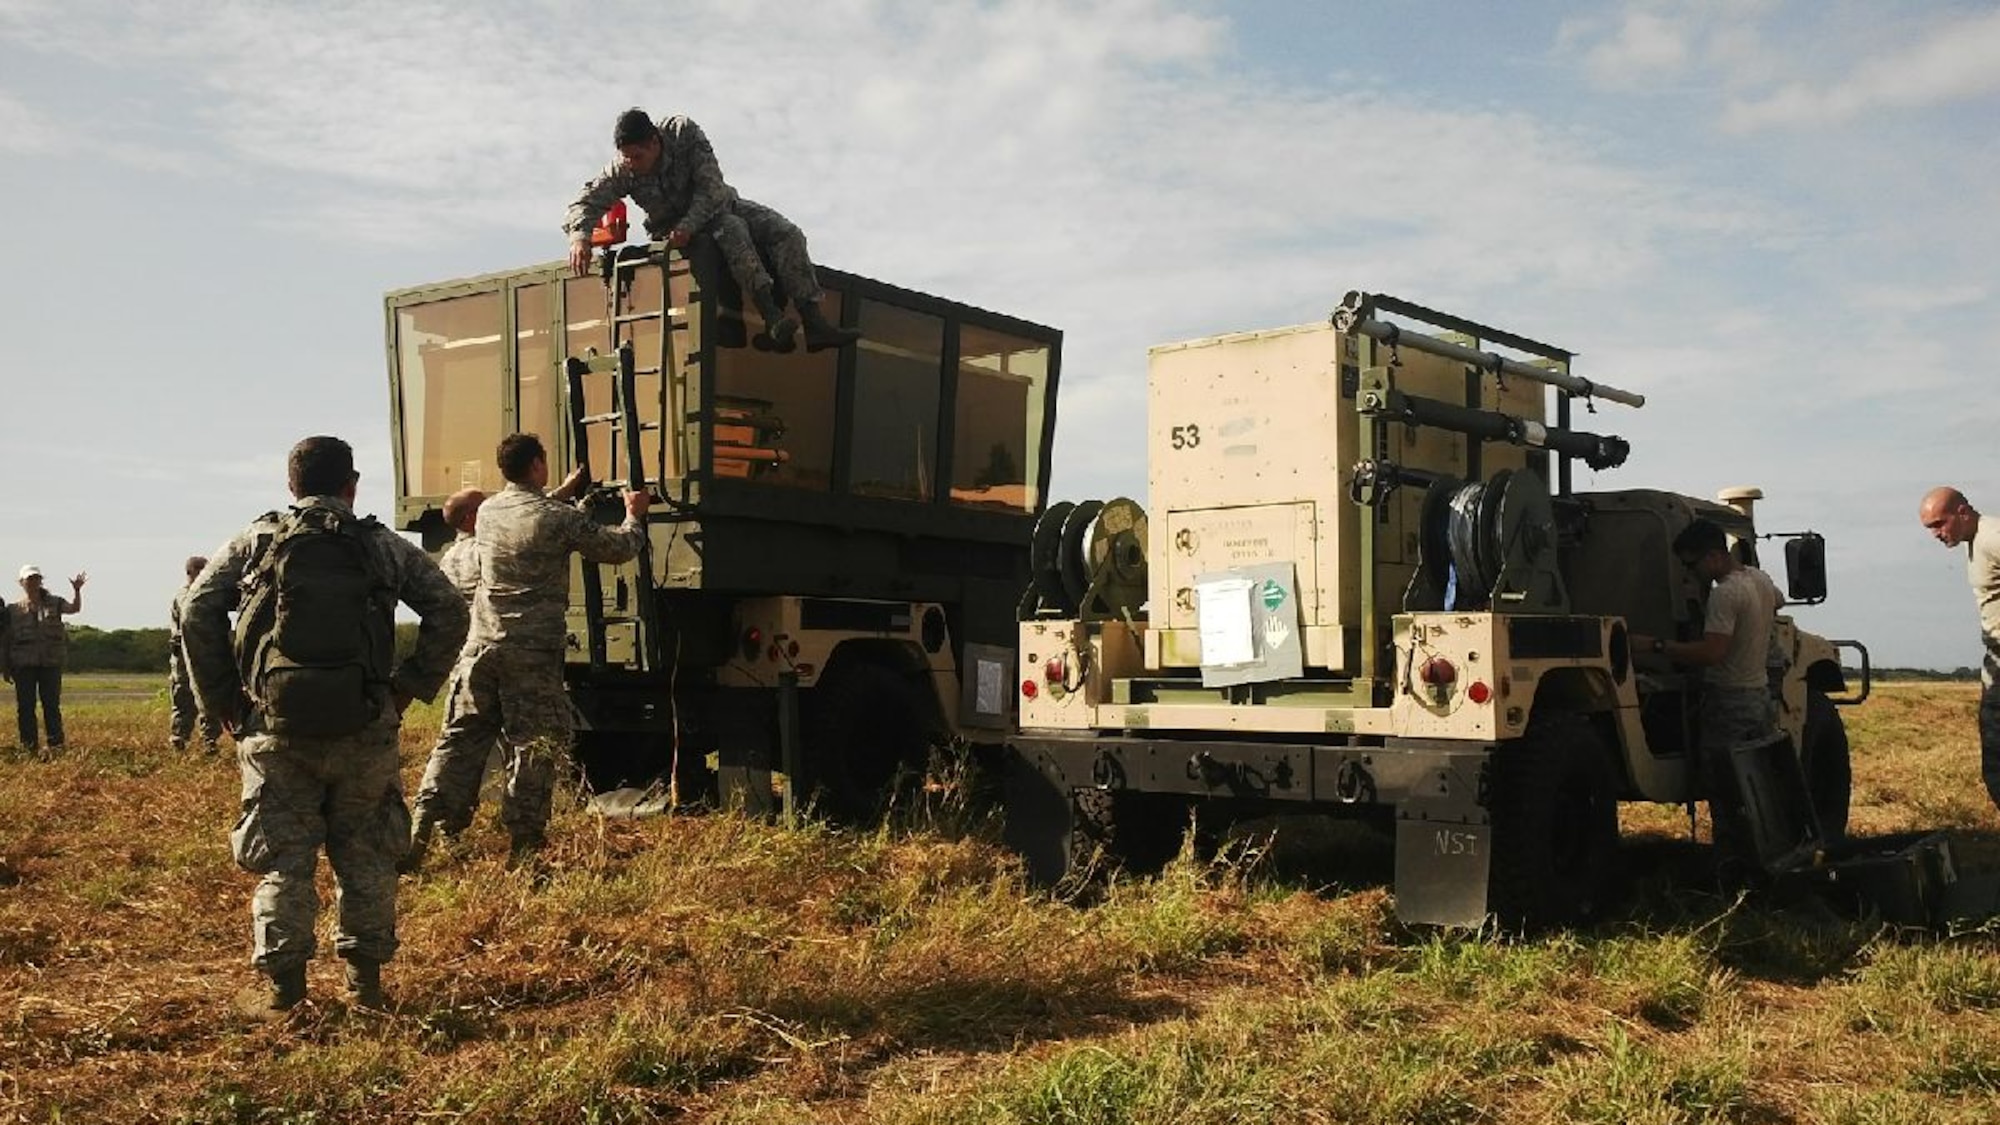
[590,200,629,248]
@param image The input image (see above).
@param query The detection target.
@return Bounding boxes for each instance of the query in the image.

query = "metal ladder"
[563,247,693,674]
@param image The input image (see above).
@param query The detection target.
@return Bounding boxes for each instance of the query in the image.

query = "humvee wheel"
[801,663,938,821]
[1070,789,1193,877]
[1801,691,1851,842]
[1489,715,1622,929]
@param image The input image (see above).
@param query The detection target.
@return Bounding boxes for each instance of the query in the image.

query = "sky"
[1,0,1996,670]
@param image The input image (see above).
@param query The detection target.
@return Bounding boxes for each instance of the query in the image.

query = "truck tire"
[1801,690,1851,843]
[800,663,938,821]
[1070,788,1192,877]
[1488,714,1621,929]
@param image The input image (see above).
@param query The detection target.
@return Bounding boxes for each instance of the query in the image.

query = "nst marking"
[1435,829,1480,857]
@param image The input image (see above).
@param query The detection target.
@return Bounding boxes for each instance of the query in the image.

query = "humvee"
[384,239,1060,815]
[1004,292,1879,927]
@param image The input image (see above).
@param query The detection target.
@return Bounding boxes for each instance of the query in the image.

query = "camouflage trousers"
[412,644,574,842]
[693,197,825,307]
[231,709,408,971]
[1979,681,2000,813]
[1698,686,1778,760]
[168,649,221,749]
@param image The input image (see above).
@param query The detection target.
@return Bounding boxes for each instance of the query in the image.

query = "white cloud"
[1574,10,1690,88]
[0,89,56,152]
[1721,7,2000,131]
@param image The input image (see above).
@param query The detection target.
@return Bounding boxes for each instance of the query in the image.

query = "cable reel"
[1407,469,1569,613]
[1018,497,1150,621]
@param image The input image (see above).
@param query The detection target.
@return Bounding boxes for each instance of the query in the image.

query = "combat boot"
[506,830,547,868]
[344,958,389,1010]
[749,287,798,354]
[798,301,861,353]
[398,815,436,876]
[237,962,307,1020]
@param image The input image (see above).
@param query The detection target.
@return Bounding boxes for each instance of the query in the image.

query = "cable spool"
[1083,498,1148,620]
[1424,469,1567,613]
[1058,499,1106,610]
[1026,500,1077,616]
[1443,470,1511,604]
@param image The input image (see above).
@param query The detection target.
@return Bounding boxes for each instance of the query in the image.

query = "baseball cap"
[18,565,42,581]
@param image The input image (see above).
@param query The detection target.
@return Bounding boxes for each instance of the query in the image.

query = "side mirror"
[1785,533,1828,604]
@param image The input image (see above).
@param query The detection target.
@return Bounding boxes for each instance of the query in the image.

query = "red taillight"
[1021,679,1039,699]
[740,626,762,661]
[1419,657,1457,687]
[1044,655,1066,684]
[1467,681,1492,704]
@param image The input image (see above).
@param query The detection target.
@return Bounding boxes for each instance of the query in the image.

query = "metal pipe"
[1377,391,1630,470]
[1332,293,1645,408]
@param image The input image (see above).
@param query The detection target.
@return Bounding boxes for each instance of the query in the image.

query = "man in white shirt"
[1918,486,2000,813]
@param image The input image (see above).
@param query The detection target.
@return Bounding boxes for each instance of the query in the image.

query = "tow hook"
[1188,751,1233,787]
[1334,758,1375,804]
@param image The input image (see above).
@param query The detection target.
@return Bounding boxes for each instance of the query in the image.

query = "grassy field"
[2,682,1998,1123]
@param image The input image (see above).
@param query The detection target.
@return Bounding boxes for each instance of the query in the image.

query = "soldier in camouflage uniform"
[168,555,223,753]
[408,433,649,866]
[7,564,85,753]
[563,107,861,354]
[436,488,487,601]
[184,436,467,1015]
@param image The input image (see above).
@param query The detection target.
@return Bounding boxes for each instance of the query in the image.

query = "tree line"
[62,625,427,672]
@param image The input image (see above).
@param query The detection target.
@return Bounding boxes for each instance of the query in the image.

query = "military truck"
[384,239,1060,815]
[1004,291,1876,927]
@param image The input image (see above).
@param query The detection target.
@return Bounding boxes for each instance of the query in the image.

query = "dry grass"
[2,682,1998,1123]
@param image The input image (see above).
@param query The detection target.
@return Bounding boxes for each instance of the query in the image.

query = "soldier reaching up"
[407,434,648,869]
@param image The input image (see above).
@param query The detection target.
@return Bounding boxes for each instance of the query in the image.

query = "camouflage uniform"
[562,114,829,307]
[437,532,481,602]
[8,591,78,750]
[167,586,222,750]
[407,532,492,840]
[411,482,644,846]
[184,496,467,975]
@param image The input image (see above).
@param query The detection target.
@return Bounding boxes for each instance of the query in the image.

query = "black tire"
[800,663,939,821]
[1801,690,1852,843]
[1488,714,1623,930]
[1069,789,1194,877]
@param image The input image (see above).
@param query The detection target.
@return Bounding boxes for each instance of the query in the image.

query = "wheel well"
[1803,657,1846,695]
[819,638,945,726]
[1528,671,1629,791]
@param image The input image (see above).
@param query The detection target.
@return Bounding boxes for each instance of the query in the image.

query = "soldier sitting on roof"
[563,107,861,355]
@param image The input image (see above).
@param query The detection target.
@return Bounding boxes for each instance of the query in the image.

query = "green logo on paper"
[1261,579,1286,611]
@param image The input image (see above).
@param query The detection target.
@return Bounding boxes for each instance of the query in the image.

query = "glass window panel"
[397,291,505,497]
[951,324,1049,512]
[710,290,841,489]
[850,301,942,502]
[515,283,558,454]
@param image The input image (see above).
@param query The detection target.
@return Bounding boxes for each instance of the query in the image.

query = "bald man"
[1919,486,2000,812]
[437,489,487,602]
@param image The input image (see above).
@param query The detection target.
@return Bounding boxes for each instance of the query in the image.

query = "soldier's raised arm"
[667,116,732,242]
[183,535,255,726]
[564,161,632,275]
[561,489,650,565]
[383,537,470,708]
